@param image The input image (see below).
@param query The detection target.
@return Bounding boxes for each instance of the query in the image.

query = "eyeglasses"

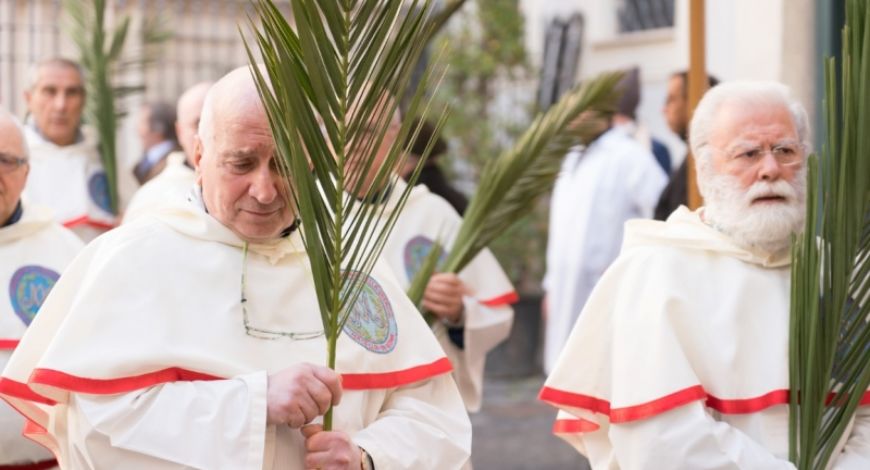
[0,153,28,174]
[719,141,804,169]
[240,242,324,341]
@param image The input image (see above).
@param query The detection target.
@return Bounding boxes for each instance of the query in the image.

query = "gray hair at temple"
[689,81,811,168]
[27,57,85,91]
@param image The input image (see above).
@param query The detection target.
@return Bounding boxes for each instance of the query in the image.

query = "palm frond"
[436,72,621,278]
[245,0,443,430]
[64,0,170,214]
[789,1,870,467]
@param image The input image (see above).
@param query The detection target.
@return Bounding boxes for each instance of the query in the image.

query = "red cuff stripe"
[0,378,55,405]
[480,291,519,307]
[341,357,453,390]
[552,418,599,434]
[0,339,19,350]
[63,215,115,230]
[0,459,57,470]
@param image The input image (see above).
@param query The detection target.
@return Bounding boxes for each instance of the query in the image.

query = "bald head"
[0,109,30,224]
[193,66,293,243]
[175,81,212,163]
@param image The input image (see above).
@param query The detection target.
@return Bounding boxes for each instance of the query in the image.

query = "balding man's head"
[175,81,212,163]
[0,109,30,224]
[193,66,293,243]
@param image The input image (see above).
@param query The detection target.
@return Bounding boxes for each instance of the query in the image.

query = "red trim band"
[62,215,115,230]
[480,291,519,307]
[538,385,870,425]
[341,357,453,390]
[17,359,452,397]
[552,418,599,434]
[0,339,19,350]
[0,459,57,470]
[0,378,55,405]
[30,367,221,395]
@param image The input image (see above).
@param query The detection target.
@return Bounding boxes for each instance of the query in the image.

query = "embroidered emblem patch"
[341,272,398,354]
[403,235,446,280]
[9,265,60,326]
[88,171,113,213]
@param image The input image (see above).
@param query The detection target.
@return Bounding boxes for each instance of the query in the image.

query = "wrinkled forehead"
[712,101,797,146]
[34,63,84,89]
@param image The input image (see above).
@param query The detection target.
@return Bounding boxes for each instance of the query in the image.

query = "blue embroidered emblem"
[88,171,113,213]
[341,272,398,354]
[8,265,60,326]
[403,235,446,280]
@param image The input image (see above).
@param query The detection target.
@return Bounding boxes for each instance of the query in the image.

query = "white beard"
[701,170,806,254]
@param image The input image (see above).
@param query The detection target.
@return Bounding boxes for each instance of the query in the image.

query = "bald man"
[0,109,82,468]
[124,82,212,223]
[0,67,470,469]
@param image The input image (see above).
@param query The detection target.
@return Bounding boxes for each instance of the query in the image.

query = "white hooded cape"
[375,177,515,412]
[0,203,82,465]
[540,207,870,469]
[0,197,470,469]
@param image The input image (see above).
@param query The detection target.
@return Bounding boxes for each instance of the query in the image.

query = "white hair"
[28,58,85,91]
[689,81,811,190]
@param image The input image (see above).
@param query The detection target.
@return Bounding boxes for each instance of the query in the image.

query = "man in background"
[133,100,179,184]
[21,58,115,241]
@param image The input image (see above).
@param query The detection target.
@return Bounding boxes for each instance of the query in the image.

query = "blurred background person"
[133,100,179,185]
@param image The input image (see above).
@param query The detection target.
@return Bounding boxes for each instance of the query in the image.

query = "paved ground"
[470,375,590,470]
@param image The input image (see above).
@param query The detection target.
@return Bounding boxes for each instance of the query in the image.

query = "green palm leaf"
[789,1,870,467]
[406,72,621,318]
[64,0,169,214]
[244,0,444,430]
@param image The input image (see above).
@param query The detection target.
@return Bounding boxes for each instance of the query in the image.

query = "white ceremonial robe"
[0,203,83,466]
[22,125,116,242]
[543,126,667,373]
[0,197,471,469]
[371,178,516,413]
[540,207,870,469]
[123,151,196,225]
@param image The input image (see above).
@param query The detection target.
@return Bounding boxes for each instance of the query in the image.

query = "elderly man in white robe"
[0,109,83,469]
[0,67,471,469]
[539,81,870,468]
[21,58,115,241]
[124,81,212,224]
[348,118,516,414]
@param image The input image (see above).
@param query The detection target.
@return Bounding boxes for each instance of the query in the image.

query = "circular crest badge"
[341,272,398,354]
[403,235,446,281]
[88,171,113,213]
[9,265,60,326]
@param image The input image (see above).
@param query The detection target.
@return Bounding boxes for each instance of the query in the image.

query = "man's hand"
[267,364,342,428]
[302,424,363,470]
[422,273,467,324]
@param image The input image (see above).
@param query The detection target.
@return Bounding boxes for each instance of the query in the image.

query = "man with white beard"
[539,81,870,469]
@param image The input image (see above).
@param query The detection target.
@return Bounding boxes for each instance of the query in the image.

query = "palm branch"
[406,72,621,321]
[64,0,169,214]
[788,1,870,467]
[244,0,443,430]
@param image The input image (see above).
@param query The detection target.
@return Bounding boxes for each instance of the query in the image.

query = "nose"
[52,92,68,112]
[248,165,279,204]
[756,151,783,182]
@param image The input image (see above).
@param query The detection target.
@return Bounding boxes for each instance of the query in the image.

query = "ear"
[23,89,32,106]
[193,135,204,184]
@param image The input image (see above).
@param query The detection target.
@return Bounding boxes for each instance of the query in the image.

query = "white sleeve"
[832,406,870,469]
[64,372,268,470]
[608,402,796,470]
[442,299,512,412]
[351,374,471,470]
